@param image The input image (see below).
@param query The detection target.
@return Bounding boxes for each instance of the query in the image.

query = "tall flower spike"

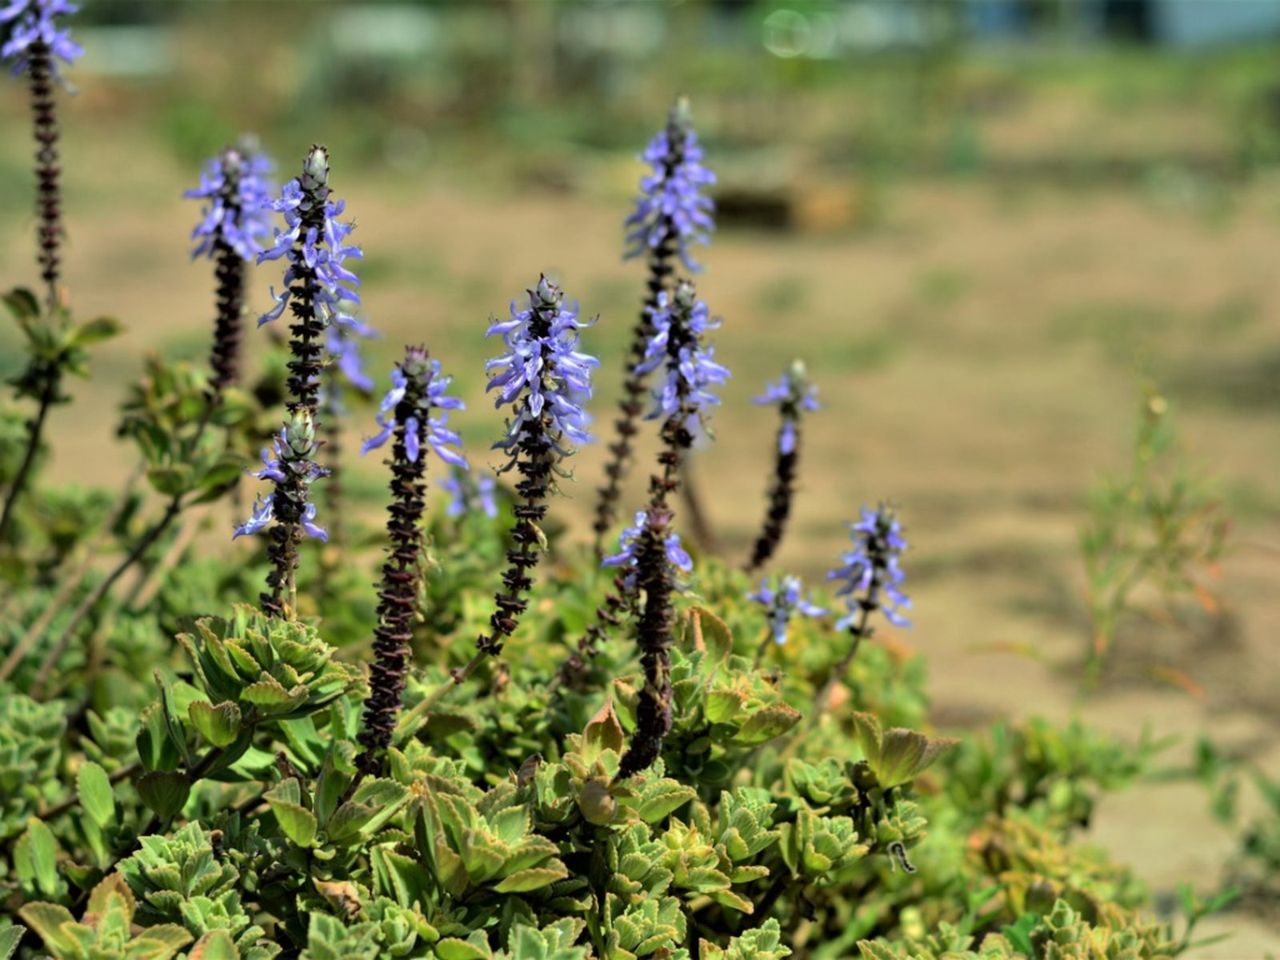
[257,145,363,414]
[355,347,462,775]
[746,359,820,573]
[592,97,717,555]
[637,279,729,513]
[552,507,692,696]
[816,505,910,710]
[615,507,680,781]
[233,409,329,617]
[624,96,716,272]
[2,0,81,310]
[185,143,274,395]
[243,146,361,615]
[749,574,826,648]
[477,275,597,658]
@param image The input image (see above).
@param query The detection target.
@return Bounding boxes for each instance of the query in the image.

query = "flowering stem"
[28,39,63,313]
[355,352,433,776]
[747,423,800,573]
[207,169,247,397]
[615,508,678,781]
[260,149,333,619]
[813,566,885,718]
[0,371,57,545]
[591,121,683,557]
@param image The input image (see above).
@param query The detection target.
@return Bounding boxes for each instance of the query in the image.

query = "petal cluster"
[442,465,498,519]
[485,275,598,456]
[754,360,820,455]
[258,147,363,330]
[624,101,716,271]
[603,510,692,593]
[748,574,827,646]
[234,415,328,543]
[827,506,911,630]
[184,144,274,262]
[361,357,465,466]
[1,0,81,75]
[636,282,730,436]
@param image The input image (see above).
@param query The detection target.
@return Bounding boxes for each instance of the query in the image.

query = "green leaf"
[69,315,123,346]
[0,925,25,960]
[2,287,40,325]
[187,700,242,748]
[146,464,192,498]
[435,933,493,960]
[137,770,191,820]
[188,929,240,960]
[493,863,569,893]
[690,606,733,664]
[22,819,60,897]
[16,904,77,956]
[851,711,958,789]
[733,702,801,746]
[582,699,625,761]
[77,761,116,828]
[265,781,318,847]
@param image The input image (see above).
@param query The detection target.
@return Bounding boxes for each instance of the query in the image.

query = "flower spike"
[816,505,911,711]
[476,275,598,659]
[2,0,82,310]
[746,359,820,572]
[185,142,274,396]
[355,346,453,775]
[593,97,717,555]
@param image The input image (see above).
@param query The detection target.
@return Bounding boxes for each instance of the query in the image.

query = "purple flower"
[361,359,465,466]
[485,275,599,458]
[635,281,730,437]
[234,411,328,544]
[755,360,820,455]
[1,0,82,76]
[250,425,327,486]
[184,143,274,262]
[827,506,911,630]
[748,574,827,646]
[603,509,692,592]
[257,147,363,330]
[625,98,716,272]
[233,496,327,543]
[442,465,498,519]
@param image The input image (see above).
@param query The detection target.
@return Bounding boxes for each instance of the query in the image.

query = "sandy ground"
[2,111,1280,954]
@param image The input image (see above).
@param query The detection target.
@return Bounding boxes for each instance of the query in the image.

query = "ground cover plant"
[0,3,1248,959]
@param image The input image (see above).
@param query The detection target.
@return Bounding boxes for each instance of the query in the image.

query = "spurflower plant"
[0,26,1237,959]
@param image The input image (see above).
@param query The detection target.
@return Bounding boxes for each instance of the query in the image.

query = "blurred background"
[3,1,1280,951]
